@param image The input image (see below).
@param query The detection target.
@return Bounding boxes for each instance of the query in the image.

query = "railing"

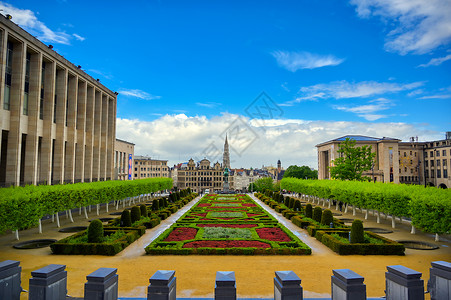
[0,260,449,300]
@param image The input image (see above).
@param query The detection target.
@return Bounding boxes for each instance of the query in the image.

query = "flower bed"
[145,194,311,255]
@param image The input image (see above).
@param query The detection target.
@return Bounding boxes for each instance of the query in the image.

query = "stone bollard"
[215,271,236,300]
[385,265,424,300]
[274,271,303,300]
[147,270,176,300]
[84,268,118,300]
[331,269,366,300]
[29,264,67,300]
[0,260,22,300]
[428,261,451,300]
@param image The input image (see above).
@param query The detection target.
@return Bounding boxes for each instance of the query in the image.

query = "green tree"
[329,138,376,181]
[249,177,274,192]
[283,165,318,179]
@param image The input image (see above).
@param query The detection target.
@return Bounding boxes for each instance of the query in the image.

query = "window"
[3,42,13,110]
[415,152,417,157]
[443,150,447,156]
[431,160,434,167]
[40,62,45,120]
[437,160,440,167]
[399,168,401,173]
[444,169,448,178]
[430,151,434,157]
[437,170,441,178]
[425,170,429,178]
[436,150,440,157]
[410,151,412,155]
[404,167,407,172]
[134,168,137,171]
[23,52,31,115]
[443,159,447,166]
[425,160,428,167]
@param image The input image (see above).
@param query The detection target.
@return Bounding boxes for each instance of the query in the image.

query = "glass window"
[436,150,440,157]
[443,159,447,166]
[425,160,428,167]
[443,150,447,156]
[437,170,441,178]
[431,160,434,167]
[437,160,440,167]
[444,169,448,178]
[425,170,429,178]
[430,151,434,157]
[3,42,13,110]
[425,152,428,158]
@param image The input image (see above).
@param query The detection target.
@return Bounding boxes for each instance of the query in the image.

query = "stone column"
[75,79,86,182]
[331,269,366,300]
[52,68,67,184]
[428,261,451,300]
[0,260,22,300]
[215,271,236,300]
[24,51,42,185]
[29,264,67,300]
[92,90,102,181]
[100,94,108,180]
[84,267,118,300]
[63,74,77,183]
[106,97,115,180]
[147,270,176,300]
[274,271,303,300]
[84,85,94,182]
[5,37,24,186]
[385,265,424,300]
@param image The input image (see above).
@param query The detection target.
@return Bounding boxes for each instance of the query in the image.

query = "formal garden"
[145,193,312,255]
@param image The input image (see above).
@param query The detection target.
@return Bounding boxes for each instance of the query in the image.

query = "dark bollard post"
[0,260,22,300]
[147,270,176,300]
[215,271,236,300]
[331,269,366,300]
[84,268,118,300]
[428,261,451,300]
[274,271,303,300]
[385,265,424,300]
[29,264,67,300]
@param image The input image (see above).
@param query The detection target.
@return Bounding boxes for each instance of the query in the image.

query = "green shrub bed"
[145,194,311,255]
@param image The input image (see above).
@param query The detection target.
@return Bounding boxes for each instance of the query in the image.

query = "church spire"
[223,134,230,169]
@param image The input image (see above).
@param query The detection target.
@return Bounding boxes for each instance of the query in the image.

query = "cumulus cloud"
[118,89,160,100]
[333,98,394,120]
[350,0,451,54]
[0,2,83,45]
[116,113,441,169]
[271,51,344,71]
[418,54,451,67]
[292,80,423,102]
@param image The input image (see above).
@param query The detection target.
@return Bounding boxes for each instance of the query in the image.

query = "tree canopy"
[248,177,275,192]
[329,138,376,181]
[283,165,318,179]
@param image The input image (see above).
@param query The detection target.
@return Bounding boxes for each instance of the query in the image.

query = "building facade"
[177,158,223,193]
[0,15,117,187]
[316,134,451,188]
[114,139,134,180]
[133,156,169,179]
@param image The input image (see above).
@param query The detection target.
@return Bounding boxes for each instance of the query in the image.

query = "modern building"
[316,134,451,188]
[0,15,117,187]
[114,139,134,180]
[176,158,223,193]
[133,156,169,179]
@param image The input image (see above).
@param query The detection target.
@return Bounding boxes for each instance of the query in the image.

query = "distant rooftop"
[316,135,400,147]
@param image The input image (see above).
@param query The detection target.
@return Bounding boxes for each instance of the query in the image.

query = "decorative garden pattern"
[145,194,311,255]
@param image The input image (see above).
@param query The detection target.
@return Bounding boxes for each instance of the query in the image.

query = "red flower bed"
[247,213,261,217]
[197,224,258,228]
[256,228,291,242]
[193,213,207,217]
[242,203,257,207]
[164,227,197,241]
[183,240,270,248]
[198,204,211,207]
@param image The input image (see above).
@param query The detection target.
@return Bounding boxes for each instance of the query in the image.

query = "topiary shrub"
[293,200,302,212]
[140,204,148,218]
[321,209,333,225]
[121,210,132,227]
[305,204,313,218]
[152,199,160,211]
[131,206,141,224]
[289,197,295,209]
[88,219,104,243]
[159,198,165,208]
[313,206,322,223]
[351,219,364,243]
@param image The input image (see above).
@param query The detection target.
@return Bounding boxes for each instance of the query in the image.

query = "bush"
[293,200,302,212]
[321,209,333,226]
[131,206,141,224]
[152,199,160,211]
[121,210,132,227]
[140,204,148,217]
[88,219,104,243]
[313,206,322,223]
[351,219,364,243]
[305,204,313,218]
[159,198,165,208]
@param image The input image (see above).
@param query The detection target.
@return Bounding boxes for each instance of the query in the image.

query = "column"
[92,90,101,181]
[215,271,236,300]
[84,85,94,182]
[75,80,86,182]
[84,268,118,300]
[0,260,22,300]
[331,269,366,300]
[106,97,115,180]
[274,271,303,300]
[29,264,67,300]
[52,67,67,184]
[428,261,451,300]
[63,74,77,183]
[100,94,108,180]
[147,270,176,300]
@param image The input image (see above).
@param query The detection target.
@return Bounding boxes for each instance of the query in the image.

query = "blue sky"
[2,0,450,168]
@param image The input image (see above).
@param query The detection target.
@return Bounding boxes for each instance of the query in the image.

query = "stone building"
[316,134,451,188]
[176,158,223,193]
[0,15,117,187]
[114,139,134,180]
[133,156,169,179]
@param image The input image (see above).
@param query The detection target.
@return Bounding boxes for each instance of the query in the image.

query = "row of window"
[399,167,415,174]
[425,159,449,167]
[399,176,419,182]
[400,151,417,157]
[425,149,450,158]
[136,167,166,171]
[134,173,168,178]
[183,182,222,187]
[182,171,222,176]
[425,169,448,179]
[135,161,167,166]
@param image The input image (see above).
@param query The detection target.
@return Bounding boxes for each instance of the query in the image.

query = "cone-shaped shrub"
[152,199,160,211]
[140,204,148,218]
[351,219,364,243]
[305,204,313,218]
[321,209,333,225]
[88,219,104,243]
[121,210,132,227]
[159,198,165,208]
[131,206,141,224]
[293,200,302,212]
[313,206,322,223]
[289,197,295,209]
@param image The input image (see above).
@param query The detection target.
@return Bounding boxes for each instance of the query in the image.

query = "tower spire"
[223,134,230,169]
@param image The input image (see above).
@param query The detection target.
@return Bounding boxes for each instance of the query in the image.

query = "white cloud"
[0,2,77,45]
[293,80,423,102]
[333,98,393,120]
[271,51,344,71]
[418,54,451,67]
[116,113,441,169]
[72,33,85,41]
[196,102,222,108]
[118,89,160,100]
[350,0,451,54]
[418,94,451,99]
